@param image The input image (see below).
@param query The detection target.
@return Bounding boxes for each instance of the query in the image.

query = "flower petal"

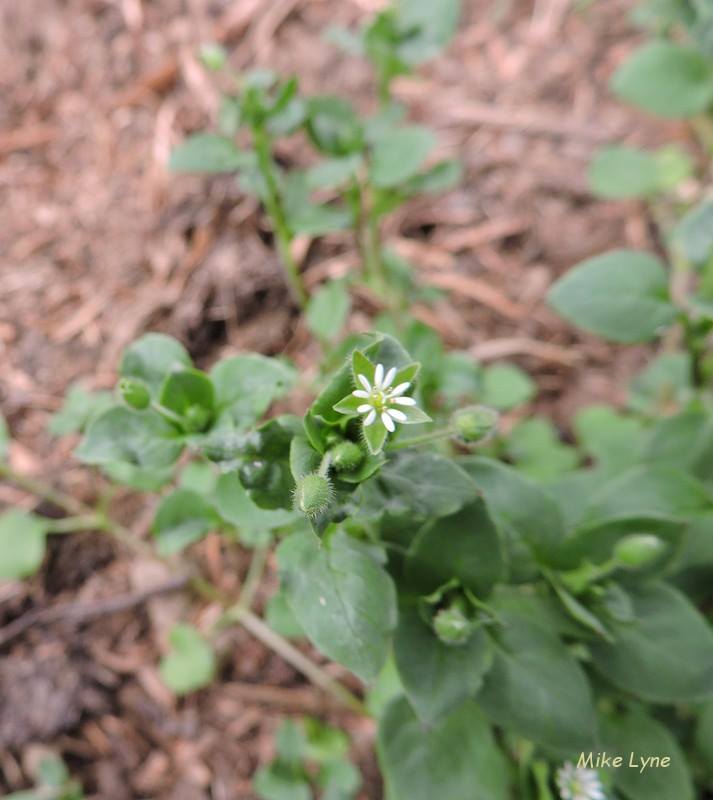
[387,408,407,422]
[363,409,376,426]
[374,363,384,388]
[381,411,395,432]
[383,366,396,388]
[389,382,411,396]
[352,389,370,398]
[392,396,416,406]
[357,373,371,391]
[357,404,373,413]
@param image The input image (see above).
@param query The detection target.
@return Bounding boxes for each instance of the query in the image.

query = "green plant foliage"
[480,363,535,410]
[306,280,351,341]
[378,698,510,800]
[159,623,216,695]
[0,510,47,579]
[151,489,220,555]
[547,250,678,342]
[612,41,713,118]
[588,145,692,198]
[170,133,252,172]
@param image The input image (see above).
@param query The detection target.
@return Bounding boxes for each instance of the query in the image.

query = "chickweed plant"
[170,0,461,334]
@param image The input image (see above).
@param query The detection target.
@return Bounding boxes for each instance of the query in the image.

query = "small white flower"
[556,762,605,800]
[352,362,417,432]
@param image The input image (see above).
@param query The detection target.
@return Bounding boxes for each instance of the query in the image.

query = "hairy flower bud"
[184,404,211,433]
[451,405,499,443]
[119,378,150,410]
[433,603,473,646]
[614,534,667,569]
[295,473,334,517]
[330,441,364,473]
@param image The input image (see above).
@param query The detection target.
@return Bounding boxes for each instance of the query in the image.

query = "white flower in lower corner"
[352,362,417,432]
[556,762,605,800]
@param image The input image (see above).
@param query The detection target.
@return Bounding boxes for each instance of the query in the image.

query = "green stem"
[3,462,364,715]
[222,603,367,715]
[151,401,186,429]
[252,125,307,308]
[365,208,387,293]
[44,514,107,534]
[682,314,706,388]
[317,451,333,478]
[237,543,269,612]
[388,428,454,450]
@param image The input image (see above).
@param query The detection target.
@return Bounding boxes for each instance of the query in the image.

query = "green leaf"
[395,0,461,64]
[318,759,361,800]
[573,405,647,474]
[303,717,350,763]
[588,146,662,198]
[306,96,364,157]
[158,367,215,421]
[478,612,598,753]
[306,281,351,341]
[178,461,218,494]
[76,407,184,469]
[480,363,535,410]
[120,333,192,396]
[0,510,48,579]
[612,41,713,118]
[369,126,435,188]
[36,755,69,788]
[159,623,215,695]
[378,697,510,800]
[547,250,677,343]
[102,461,174,491]
[645,410,713,479]
[215,471,296,537]
[694,701,713,780]
[253,764,311,800]
[394,604,492,723]
[506,419,579,482]
[170,133,252,173]
[406,499,504,597]
[305,154,362,190]
[265,591,304,639]
[590,582,713,703]
[601,708,694,800]
[288,202,353,236]
[277,530,397,682]
[361,451,476,531]
[628,351,692,415]
[48,384,114,436]
[674,197,713,265]
[151,489,219,555]
[402,159,462,194]
[210,355,296,428]
[461,457,566,572]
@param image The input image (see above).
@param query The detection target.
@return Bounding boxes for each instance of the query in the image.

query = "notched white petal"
[392,396,416,406]
[387,408,407,422]
[381,411,395,432]
[357,373,371,391]
[389,382,410,396]
[353,389,370,398]
[383,366,396,387]
[364,409,376,426]
[357,404,373,413]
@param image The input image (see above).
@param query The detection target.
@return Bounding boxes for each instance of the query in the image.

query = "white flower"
[556,762,605,800]
[352,362,417,432]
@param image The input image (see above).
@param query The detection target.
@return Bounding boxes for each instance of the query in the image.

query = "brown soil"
[0,0,698,797]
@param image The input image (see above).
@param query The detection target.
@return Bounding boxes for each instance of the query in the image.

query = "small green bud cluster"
[295,473,334,517]
[451,405,499,443]
[119,378,150,410]
[433,599,475,646]
[329,441,364,473]
[613,534,667,569]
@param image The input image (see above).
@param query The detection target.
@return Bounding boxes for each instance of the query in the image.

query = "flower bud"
[433,603,473,646]
[295,473,333,517]
[451,405,499,443]
[119,378,150,410]
[613,534,667,569]
[184,404,211,433]
[330,441,364,473]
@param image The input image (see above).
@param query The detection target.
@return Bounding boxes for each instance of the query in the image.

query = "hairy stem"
[222,603,367,714]
[252,125,307,308]
[3,462,364,715]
